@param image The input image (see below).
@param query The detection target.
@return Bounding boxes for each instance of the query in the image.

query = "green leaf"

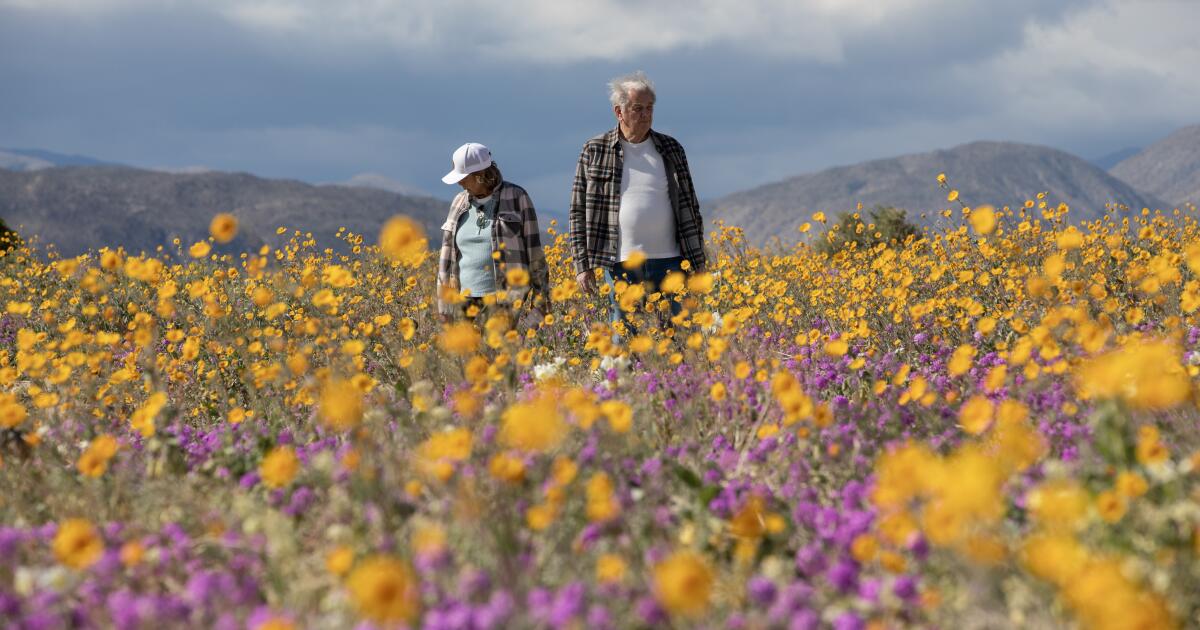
[673,464,702,489]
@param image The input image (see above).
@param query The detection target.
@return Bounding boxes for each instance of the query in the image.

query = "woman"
[436,142,550,330]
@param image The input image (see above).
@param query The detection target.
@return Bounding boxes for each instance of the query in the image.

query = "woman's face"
[459,172,494,198]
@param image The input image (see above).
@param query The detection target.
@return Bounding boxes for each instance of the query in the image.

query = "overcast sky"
[2,0,1198,209]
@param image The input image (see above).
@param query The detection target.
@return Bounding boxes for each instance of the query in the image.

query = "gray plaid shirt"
[437,181,550,316]
[569,127,706,276]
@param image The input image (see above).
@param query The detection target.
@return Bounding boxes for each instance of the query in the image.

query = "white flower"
[599,355,629,373]
[533,357,566,382]
[709,311,723,334]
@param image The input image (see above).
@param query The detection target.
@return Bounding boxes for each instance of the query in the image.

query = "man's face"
[614,89,654,142]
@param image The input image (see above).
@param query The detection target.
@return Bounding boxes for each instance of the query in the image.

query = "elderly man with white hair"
[569,70,706,330]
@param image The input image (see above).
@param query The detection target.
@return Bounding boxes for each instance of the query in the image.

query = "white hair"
[608,71,656,108]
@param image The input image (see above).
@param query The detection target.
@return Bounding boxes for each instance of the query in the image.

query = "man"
[569,71,706,329]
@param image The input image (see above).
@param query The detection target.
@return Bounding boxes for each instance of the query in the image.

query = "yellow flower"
[600,400,632,434]
[379,215,428,265]
[958,395,993,435]
[947,189,959,202]
[1095,490,1127,523]
[77,444,111,478]
[326,546,355,576]
[659,272,685,294]
[709,382,727,402]
[686,273,714,294]
[188,241,211,258]
[824,339,848,357]
[119,541,144,567]
[729,495,766,539]
[627,335,654,354]
[499,393,567,452]
[947,344,975,377]
[1116,471,1148,498]
[525,503,557,530]
[621,250,647,270]
[1027,479,1089,530]
[596,553,627,584]
[129,392,168,438]
[505,267,530,287]
[969,205,996,234]
[1136,435,1169,466]
[488,452,526,483]
[438,322,481,356]
[260,446,299,489]
[319,379,364,431]
[653,550,714,618]
[346,556,421,624]
[1076,340,1189,410]
[734,361,752,380]
[0,397,28,429]
[209,213,238,243]
[417,427,473,481]
[53,519,104,569]
[585,472,621,522]
[1021,532,1089,586]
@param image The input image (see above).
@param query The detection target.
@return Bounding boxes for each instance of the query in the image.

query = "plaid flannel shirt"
[436,181,550,316]
[569,127,706,276]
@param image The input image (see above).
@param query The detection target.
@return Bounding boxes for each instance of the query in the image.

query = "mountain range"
[0,166,447,258]
[705,139,1182,245]
[2,124,1198,253]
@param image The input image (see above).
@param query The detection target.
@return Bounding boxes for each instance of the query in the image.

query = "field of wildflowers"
[2,177,1200,630]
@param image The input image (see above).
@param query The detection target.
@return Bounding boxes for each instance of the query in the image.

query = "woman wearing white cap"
[436,142,550,329]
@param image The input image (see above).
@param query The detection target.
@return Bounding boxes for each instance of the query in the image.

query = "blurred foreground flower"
[346,556,421,624]
[53,519,104,570]
[1076,340,1190,410]
[653,550,714,617]
[379,215,428,265]
[209,213,238,243]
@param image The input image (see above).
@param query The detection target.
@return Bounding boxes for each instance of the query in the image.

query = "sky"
[2,0,1199,211]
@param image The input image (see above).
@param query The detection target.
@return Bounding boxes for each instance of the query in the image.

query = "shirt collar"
[609,126,659,150]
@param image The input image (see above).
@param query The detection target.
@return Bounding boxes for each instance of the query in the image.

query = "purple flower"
[747,576,777,606]
[635,596,666,626]
[586,604,613,630]
[794,544,826,577]
[893,575,919,601]
[832,611,865,630]
[549,582,586,628]
[826,559,859,594]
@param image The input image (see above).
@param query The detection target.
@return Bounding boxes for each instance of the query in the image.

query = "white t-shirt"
[618,138,680,261]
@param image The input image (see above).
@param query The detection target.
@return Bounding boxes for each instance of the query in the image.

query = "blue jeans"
[603,256,685,333]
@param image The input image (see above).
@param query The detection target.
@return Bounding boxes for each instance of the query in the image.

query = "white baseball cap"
[442,142,493,184]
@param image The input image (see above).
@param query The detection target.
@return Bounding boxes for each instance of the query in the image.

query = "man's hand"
[576,269,598,294]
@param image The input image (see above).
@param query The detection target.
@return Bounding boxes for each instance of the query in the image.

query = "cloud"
[1,0,1085,65]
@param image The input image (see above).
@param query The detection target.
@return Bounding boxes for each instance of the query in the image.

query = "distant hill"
[1109,125,1200,208]
[0,166,449,257]
[0,150,55,172]
[705,141,1166,246]
[340,172,430,198]
[0,147,115,171]
[1091,147,1141,170]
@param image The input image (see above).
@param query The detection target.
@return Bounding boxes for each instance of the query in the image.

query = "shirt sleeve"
[568,145,591,277]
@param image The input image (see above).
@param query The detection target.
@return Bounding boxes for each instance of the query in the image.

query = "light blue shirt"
[455,194,499,296]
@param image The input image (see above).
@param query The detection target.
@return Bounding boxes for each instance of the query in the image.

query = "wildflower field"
[3,179,1200,630]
